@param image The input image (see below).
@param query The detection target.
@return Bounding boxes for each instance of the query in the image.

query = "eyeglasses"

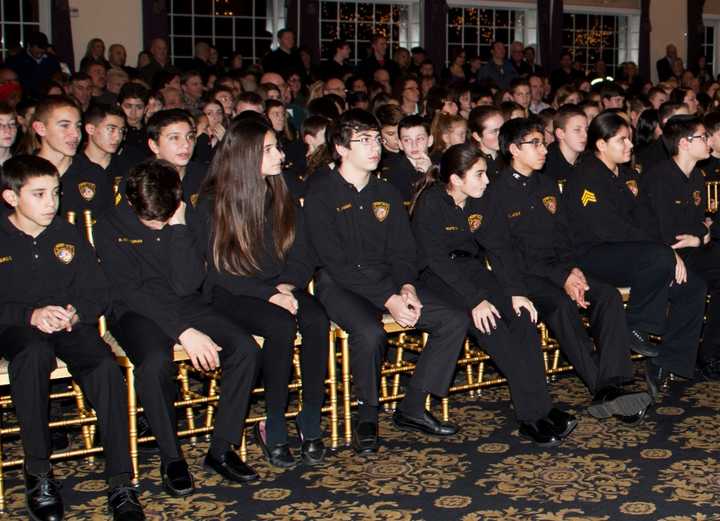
[688,134,709,143]
[516,139,546,149]
[0,122,17,131]
[350,135,384,146]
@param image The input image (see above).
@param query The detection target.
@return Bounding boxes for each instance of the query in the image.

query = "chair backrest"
[707,180,720,213]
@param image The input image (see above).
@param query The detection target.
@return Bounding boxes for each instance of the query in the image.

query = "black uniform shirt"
[0,214,108,331]
[190,195,316,301]
[637,137,670,173]
[94,200,208,341]
[543,142,575,185]
[698,154,720,181]
[182,161,208,208]
[60,154,114,217]
[411,183,524,308]
[380,152,423,206]
[564,154,650,255]
[304,170,418,309]
[638,159,708,250]
[489,166,575,288]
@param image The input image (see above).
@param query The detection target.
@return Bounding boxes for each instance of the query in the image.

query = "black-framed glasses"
[688,134,709,143]
[350,136,384,146]
[516,139,546,148]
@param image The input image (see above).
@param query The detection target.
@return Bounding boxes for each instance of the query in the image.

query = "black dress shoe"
[254,422,296,468]
[161,459,194,497]
[518,419,562,447]
[392,409,459,437]
[700,359,720,381]
[204,450,259,483]
[545,408,578,438]
[25,468,63,521]
[630,329,660,357]
[107,485,145,521]
[619,401,651,425]
[645,360,667,402]
[294,419,326,466]
[351,420,379,455]
[588,386,653,419]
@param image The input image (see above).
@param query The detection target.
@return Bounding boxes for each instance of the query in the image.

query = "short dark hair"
[398,114,429,136]
[375,103,404,127]
[118,83,150,105]
[647,86,666,101]
[468,105,502,137]
[587,111,630,153]
[1,155,58,194]
[704,111,720,135]
[599,82,625,100]
[277,28,294,39]
[84,103,126,126]
[509,78,530,94]
[235,91,263,107]
[146,108,194,142]
[70,72,91,84]
[181,70,202,85]
[662,114,704,156]
[331,109,380,163]
[301,115,329,138]
[658,101,684,126]
[553,104,587,131]
[125,159,182,221]
[499,117,545,161]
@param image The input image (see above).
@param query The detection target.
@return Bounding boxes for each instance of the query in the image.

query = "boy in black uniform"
[304,109,469,454]
[564,112,706,401]
[639,115,720,380]
[637,101,688,173]
[381,115,434,206]
[33,96,114,217]
[94,160,261,495]
[698,111,720,182]
[0,155,144,521]
[82,104,146,196]
[117,83,152,156]
[146,109,207,208]
[492,118,651,421]
[543,105,587,186]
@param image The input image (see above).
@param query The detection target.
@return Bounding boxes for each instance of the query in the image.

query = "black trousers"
[0,325,131,478]
[212,287,330,419]
[525,275,634,394]
[316,274,469,407]
[685,244,720,362]
[110,310,259,463]
[422,270,553,422]
[578,242,707,377]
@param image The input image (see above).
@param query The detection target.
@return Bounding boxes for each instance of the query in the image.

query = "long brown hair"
[204,117,296,276]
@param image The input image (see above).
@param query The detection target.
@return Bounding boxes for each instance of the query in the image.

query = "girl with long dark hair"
[410,143,575,446]
[191,117,330,468]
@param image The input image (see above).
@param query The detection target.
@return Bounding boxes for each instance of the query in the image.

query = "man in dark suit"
[656,44,678,82]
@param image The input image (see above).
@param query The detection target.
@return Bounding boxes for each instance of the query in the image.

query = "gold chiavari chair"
[706,180,720,213]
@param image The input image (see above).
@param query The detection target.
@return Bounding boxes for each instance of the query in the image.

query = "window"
[447,5,536,65]
[561,11,639,78]
[319,1,421,64]
[0,0,41,61]
[703,18,717,76]
[168,0,283,69]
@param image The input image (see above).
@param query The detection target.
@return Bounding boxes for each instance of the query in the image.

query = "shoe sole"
[630,345,660,357]
[254,423,297,469]
[587,392,653,419]
[391,416,457,437]
[161,477,194,497]
[518,432,563,447]
[555,418,578,438]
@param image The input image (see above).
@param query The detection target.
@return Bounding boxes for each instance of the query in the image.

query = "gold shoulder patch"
[625,180,638,197]
[53,243,75,264]
[693,190,702,206]
[78,182,96,201]
[190,193,199,207]
[542,195,557,214]
[372,201,390,222]
[468,214,483,232]
[0,255,11,264]
[581,189,597,207]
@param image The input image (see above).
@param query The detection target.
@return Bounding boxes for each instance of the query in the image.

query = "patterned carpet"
[3,361,720,520]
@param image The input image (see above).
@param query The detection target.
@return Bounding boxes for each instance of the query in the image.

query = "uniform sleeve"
[163,224,206,296]
[68,236,110,323]
[94,222,190,341]
[412,194,487,308]
[304,188,397,308]
[386,192,419,289]
[279,209,317,289]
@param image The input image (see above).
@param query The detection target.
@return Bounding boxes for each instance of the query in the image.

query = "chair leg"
[327,329,339,450]
[463,340,475,397]
[239,430,247,462]
[292,350,303,407]
[204,375,219,442]
[390,345,405,412]
[125,365,140,487]
[177,363,197,446]
[338,330,352,446]
[476,360,485,396]
[441,397,449,423]
[72,381,95,466]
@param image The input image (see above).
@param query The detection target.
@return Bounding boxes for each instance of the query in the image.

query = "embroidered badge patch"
[626,180,639,197]
[542,195,557,214]
[53,243,75,264]
[467,214,483,232]
[694,190,702,206]
[78,182,96,201]
[372,201,390,222]
[190,193,199,207]
[581,189,597,207]
[0,256,11,264]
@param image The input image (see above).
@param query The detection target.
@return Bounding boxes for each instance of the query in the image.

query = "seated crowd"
[2,28,720,521]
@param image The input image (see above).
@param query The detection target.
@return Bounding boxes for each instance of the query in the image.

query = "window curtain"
[537,0,563,71]
[687,0,706,71]
[639,0,651,82]
[288,0,320,62]
[51,0,75,72]
[142,0,169,52]
[423,0,447,69]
